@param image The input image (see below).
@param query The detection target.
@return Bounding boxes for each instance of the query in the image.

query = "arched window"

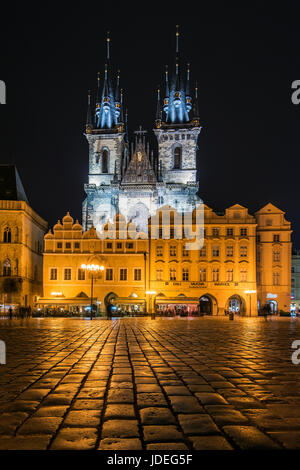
[3,227,11,243]
[102,149,109,173]
[15,227,19,243]
[3,259,11,276]
[173,146,181,169]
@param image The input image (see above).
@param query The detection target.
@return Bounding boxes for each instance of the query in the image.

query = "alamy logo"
[0,80,6,104]
[291,80,300,105]
[0,340,6,364]
[291,340,300,364]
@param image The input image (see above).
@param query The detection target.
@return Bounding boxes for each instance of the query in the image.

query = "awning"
[114,297,146,304]
[36,297,92,306]
[156,297,199,304]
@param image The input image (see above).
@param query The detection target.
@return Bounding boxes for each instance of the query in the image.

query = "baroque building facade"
[37,28,292,316]
[0,165,48,310]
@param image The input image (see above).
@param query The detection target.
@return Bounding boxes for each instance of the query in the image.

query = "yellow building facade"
[0,200,48,310]
[38,203,291,317]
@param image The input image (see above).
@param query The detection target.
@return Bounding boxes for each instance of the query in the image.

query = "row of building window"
[155,267,249,282]
[156,244,249,258]
[55,241,135,250]
[50,267,142,282]
[162,134,194,141]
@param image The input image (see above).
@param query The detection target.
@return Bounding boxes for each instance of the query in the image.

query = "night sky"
[0,7,300,246]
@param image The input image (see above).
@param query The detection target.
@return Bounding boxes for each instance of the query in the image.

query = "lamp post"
[81,264,104,320]
[244,290,256,317]
[146,291,157,319]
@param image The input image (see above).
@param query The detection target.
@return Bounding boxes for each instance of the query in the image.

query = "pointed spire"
[165,64,169,97]
[176,24,179,56]
[115,69,120,102]
[106,31,110,61]
[156,86,161,120]
[119,88,124,123]
[193,81,200,123]
[86,90,93,133]
[186,63,190,96]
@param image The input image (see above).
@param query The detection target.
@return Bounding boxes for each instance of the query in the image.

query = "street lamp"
[244,290,256,317]
[81,264,104,320]
[146,290,157,319]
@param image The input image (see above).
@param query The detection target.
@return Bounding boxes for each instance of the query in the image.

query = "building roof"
[0,164,29,204]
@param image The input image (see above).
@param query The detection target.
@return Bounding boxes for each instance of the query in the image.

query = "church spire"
[94,33,122,130]
[86,90,93,134]
[159,25,192,126]
[155,87,162,128]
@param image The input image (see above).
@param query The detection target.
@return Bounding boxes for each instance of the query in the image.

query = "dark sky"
[0,6,300,246]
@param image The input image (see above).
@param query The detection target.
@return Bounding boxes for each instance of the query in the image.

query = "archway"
[226,295,246,315]
[104,292,118,315]
[266,300,278,314]
[199,294,218,315]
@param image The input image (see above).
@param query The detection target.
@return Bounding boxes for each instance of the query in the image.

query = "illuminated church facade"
[82,28,201,233]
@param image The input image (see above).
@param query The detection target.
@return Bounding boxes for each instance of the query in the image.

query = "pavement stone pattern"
[0,317,300,450]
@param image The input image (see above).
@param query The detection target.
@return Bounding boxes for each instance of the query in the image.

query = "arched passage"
[226,295,246,315]
[104,292,117,315]
[199,294,218,315]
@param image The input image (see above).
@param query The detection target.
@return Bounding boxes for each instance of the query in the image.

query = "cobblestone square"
[0,316,300,450]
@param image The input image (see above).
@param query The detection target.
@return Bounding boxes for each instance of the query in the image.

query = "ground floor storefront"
[37,289,260,316]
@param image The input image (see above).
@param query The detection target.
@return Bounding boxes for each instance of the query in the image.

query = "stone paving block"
[178,413,220,435]
[223,425,281,450]
[211,409,249,426]
[243,409,291,430]
[102,420,139,438]
[107,389,134,404]
[226,397,267,409]
[77,387,106,399]
[163,386,191,396]
[42,394,74,406]
[169,396,204,414]
[139,407,176,425]
[34,406,68,417]
[4,400,40,413]
[268,431,300,449]
[110,381,133,389]
[190,435,234,450]
[0,412,28,435]
[98,438,142,450]
[17,416,62,435]
[195,392,229,405]
[104,404,136,420]
[143,425,184,442]
[63,410,101,427]
[50,427,98,450]
[136,383,162,393]
[18,389,51,401]
[137,393,167,408]
[72,399,103,410]
[0,435,52,450]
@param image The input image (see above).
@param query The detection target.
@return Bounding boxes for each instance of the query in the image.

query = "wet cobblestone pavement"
[0,317,300,450]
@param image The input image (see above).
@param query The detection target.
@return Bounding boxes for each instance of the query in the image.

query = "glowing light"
[51,292,63,296]
[81,264,104,271]
[244,290,256,294]
[146,291,157,295]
